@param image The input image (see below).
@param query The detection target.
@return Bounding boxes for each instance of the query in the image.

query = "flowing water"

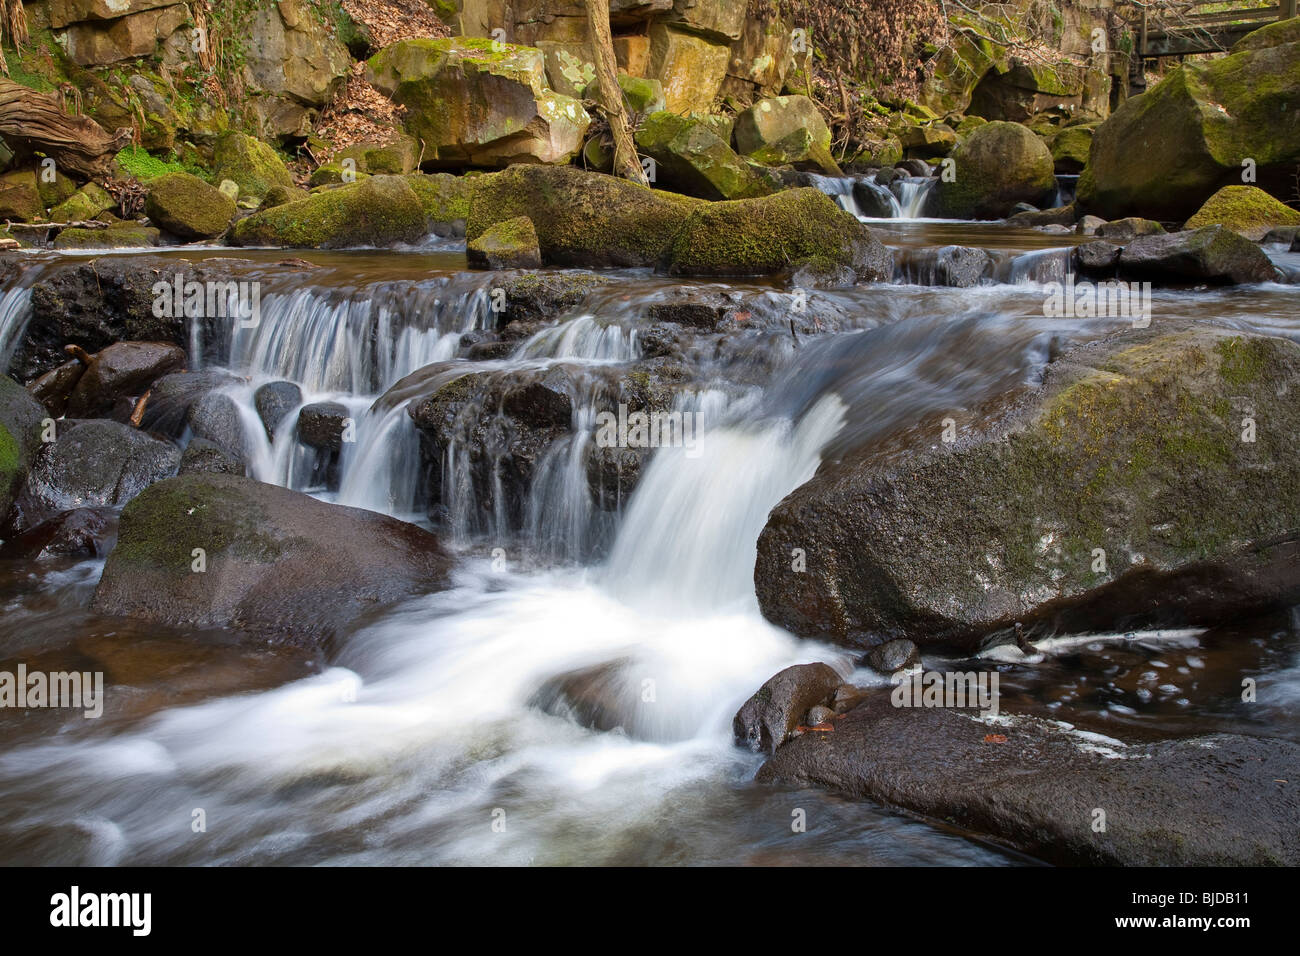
[2,209,1299,865]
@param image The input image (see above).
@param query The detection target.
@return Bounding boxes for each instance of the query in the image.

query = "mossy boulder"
[635,111,774,200]
[466,164,702,267]
[52,223,161,249]
[1049,125,1093,174]
[0,169,45,222]
[1080,24,1300,220]
[0,374,47,526]
[366,37,590,167]
[144,172,237,240]
[36,169,78,209]
[467,215,542,270]
[1183,185,1300,240]
[582,74,665,114]
[308,163,371,188]
[662,187,893,280]
[1116,225,1279,285]
[755,327,1300,650]
[231,175,428,249]
[211,131,296,201]
[334,135,421,176]
[406,172,475,236]
[50,183,116,222]
[257,184,311,210]
[925,121,1056,219]
[90,474,453,647]
[733,95,839,173]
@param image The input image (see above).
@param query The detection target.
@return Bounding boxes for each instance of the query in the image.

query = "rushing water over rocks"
[2,224,1299,865]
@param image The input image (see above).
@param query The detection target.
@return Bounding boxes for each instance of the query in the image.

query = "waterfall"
[0,285,33,374]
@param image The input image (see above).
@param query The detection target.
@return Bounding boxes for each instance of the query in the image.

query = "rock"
[64,341,186,419]
[140,370,242,439]
[1261,225,1300,245]
[1096,217,1165,241]
[895,158,933,178]
[898,123,958,158]
[635,111,773,200]
[333,136,421,176]
[487,270,615,325]
[297,401,350,451]
[754,328,1300,650]
[851,180,896,218]
[647,22,730,113]
[1073,240,1121,277]
[405,172,474,236]
[212,132,296,201]
[582,73,665,114]
[50,183,116,223]
[909,245,992,287]
[663,187,892,280]
[253,381,302,441]
[1184,185,1300,241]
[733,95,840,174]
[144,172,237,240]
[26,360,86,418]
[466,215,543,270]
[90,474,452,646]
[732,662,844,754]
[0,506,118,560]
[257,184,310,211]
[1006,204,1076,227]
[0,374,47,524]
[1075,214,1106,236]
[367,38,590,168]
[231,175,428,249]
[52,224,161,250]
[1079,23,1300,221]
[1049,124,1093,174]
[4,421,180,538]
[178,437,244,477]
[240,0,351,137]
[60,3,189,67]
[757,693,1300,865]
[1117,226,1279,285]
[926,121,1056,219]
[0,169,45,222]
[466,164,701,268]
[864,638,918,674]
[529,659,634,733]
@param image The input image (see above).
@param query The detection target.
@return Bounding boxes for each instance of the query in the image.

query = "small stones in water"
[864,638,919,675]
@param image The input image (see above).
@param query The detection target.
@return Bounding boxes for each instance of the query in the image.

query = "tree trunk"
[0,79,132,181]
[585,0,647,185]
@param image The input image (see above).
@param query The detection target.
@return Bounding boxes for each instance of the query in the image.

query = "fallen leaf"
[983,734,1007,744]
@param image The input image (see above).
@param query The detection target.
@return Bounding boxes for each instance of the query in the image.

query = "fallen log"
[0,79,132,180]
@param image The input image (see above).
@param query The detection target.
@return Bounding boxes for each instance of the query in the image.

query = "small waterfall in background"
[806,171,937,220]
[0,284,33,373]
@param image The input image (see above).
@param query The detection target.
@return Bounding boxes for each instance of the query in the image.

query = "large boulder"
[3,421,180,538]
[662,187,892,280]
[755,328,1300,651]
[634,111,774,200]
[146,171,237,240]
[1184,185,1300,240]
[1079,22,1300,221]
[91,474,453,646]
[240,0,352,138]
[465,164,701,267]
[647,22,730,113]
[1117,226,1279,285]
[366,37,590,167]
[64,341,187,419]
[466,215,542,270]
[0,374,46,525]
[732,95,840,174]
[925,121,1056,219]
[230,175,428,248]
[211,131,296,201]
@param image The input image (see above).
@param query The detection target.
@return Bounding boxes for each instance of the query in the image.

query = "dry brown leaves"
[341,0,450,49]
[314,62,407,158]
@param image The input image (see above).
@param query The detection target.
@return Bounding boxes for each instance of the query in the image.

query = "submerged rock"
[758,693,1300,865]
[0,506,118,560]
[91,475,452,647]
[755,327,1300,651]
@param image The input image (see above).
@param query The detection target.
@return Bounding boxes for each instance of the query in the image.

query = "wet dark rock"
[1073,240,1122,277]
[1117,226,1279,285]
[139,370,243,439]
[758,693,1300,865]
[852,180,895,218]
[0,373,47,522]
[931,246,992,287]
[489,270,615,327]
[296,401,350,452]
[466,340,515,360]
[0,506,118,560]
[253,380,302,441]
[64,341,186,420]
[4,420,180,538]
[1075,214,1106,236]
[26,360,86,418]
[864,638,919,674]
[529,658,633,734]
[187,392,248,462]
[647,290,736,330]
[755,327,1300,652]
[875,167,902,187]
[1007,204,1076,227]
[895,159,932,177]
[179,437,245,477]
[502,368,573,428]
[91,474,453,648]
[732,662,844,754]
[636,323,684,359]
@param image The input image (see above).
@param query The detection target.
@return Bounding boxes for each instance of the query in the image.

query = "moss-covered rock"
[0,374,47,524]
[211,131,296,201]
[1049,124,1093,174]
[36,169,78,209]
[52,223,161,249]
[635,111,774,200]
[466,164,702,267]
[50,182,116,222]
[0,169,46,222]
[755,327,1300,650]
[257,184,311,211]
[467,215,542,270]
[367,37,590,167]
[333,135,421,176]
[1080,24,1300,220]
[308,163,371,188]
[582,73,665,114]
[406,172,475,236]
[1183,185,1300,240]
[1116,225,1279,285]
[90,474,452,647]
[145,172,237,240]
[925,121,1056,219]
[231,175,428,249]
[662,187,892,280]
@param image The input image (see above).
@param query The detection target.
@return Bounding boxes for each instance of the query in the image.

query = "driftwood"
[4,219,109,231]
[0,78,131,180]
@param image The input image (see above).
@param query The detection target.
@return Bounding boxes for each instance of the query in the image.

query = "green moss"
[1216,336,1271,388]
[1185,185,1300,237]
[53,224,161,250]
[116,146,195,182]
[232,175,427,249]
[211,131,295,200]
